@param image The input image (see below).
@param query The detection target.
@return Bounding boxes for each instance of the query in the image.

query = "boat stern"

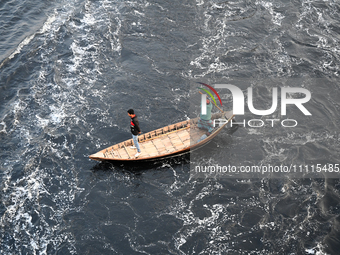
[89,152,106,161]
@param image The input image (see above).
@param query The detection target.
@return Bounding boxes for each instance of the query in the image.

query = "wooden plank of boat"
[89,111,234,162]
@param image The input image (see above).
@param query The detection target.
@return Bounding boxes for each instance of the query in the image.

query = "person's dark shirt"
[130,115,141,135]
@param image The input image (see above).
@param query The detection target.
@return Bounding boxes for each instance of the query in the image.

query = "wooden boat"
[89,111,234,162]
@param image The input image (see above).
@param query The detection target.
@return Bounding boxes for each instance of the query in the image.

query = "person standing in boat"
[198,97,214,136]
[127,109,142,157]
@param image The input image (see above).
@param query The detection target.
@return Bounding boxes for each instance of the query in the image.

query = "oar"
[199,90,224,113]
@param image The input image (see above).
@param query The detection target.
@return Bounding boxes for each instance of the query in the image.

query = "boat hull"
[89,111,234,162]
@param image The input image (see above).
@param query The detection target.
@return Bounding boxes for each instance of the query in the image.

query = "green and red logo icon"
[198,82,223,114]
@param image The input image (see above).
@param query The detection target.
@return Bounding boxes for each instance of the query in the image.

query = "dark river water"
[1,0,340,254]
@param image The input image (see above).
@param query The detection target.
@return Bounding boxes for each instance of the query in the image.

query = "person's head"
[127,109,135,117]
[206,99,210,104]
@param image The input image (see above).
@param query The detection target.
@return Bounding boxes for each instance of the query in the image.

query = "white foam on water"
[0,120,7,134]
[166,182,236,253]
[258,1,285,27]
[196,0,204,6]
[0,0,124,253]
[186,2,260,78]
[294,0,340,76]
[102,0,122,53]
[49,105,66,125]
[0,4,63,69]
[68,41,86,73]
[305,243,329,255]
[35,115,49,129]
